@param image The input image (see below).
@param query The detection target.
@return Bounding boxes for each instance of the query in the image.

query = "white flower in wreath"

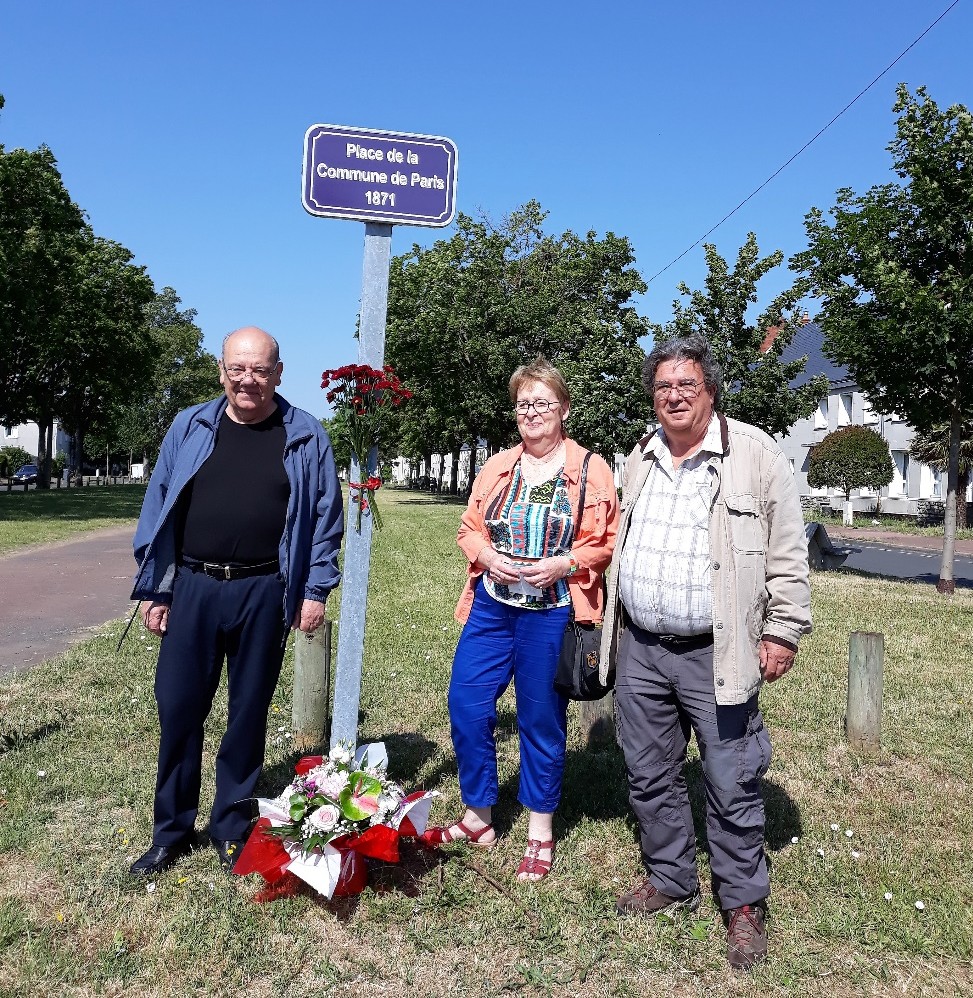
[329,744,353,766]
[317,771,349,798]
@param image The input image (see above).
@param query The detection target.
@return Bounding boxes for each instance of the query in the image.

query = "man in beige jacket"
[602,335,811,970]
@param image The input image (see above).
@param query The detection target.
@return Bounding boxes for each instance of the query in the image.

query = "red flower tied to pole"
[320,363,412,532]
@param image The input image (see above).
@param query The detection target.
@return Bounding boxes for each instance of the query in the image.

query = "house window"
[919,464,943,499]
[3,425,16,438]
[837,393,853,427]
[891,451,909,496]
[862,399,879,425]
[813,399,828,430]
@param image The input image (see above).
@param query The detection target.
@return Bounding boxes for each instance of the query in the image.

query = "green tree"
[909,422,973,530]
[386,201,649,489]
[55,232,156,477]
[649,233,828,437]
[0,93,87,468]
[792,84,973,592]
[807,426,894,525]
[95,287,221,466]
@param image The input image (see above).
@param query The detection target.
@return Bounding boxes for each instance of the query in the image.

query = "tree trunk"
[957,468,969,531]
[937,409,960,594]
[36,411,52,489]
[449,450,459,495]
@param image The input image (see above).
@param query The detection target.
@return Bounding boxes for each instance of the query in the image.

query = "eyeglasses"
[653,379,704,400]
[514,399,561,415]
[222,363,277,384]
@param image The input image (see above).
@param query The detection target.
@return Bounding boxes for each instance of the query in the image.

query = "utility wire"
[646,0,962,286]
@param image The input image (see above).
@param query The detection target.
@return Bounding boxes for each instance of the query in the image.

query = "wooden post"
[292,620,333,752]
[578,696,615,746]
[846,631,883,751]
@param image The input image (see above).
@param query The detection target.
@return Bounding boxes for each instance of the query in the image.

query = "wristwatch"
[566,556,580,576]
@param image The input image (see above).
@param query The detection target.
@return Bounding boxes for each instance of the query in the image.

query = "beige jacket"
[600,414,812,705]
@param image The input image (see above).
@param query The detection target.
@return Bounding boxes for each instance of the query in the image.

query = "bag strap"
[572,450,592,543]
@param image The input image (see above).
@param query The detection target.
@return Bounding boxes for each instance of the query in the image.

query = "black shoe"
[129,838,193,876]
[211,837,247,873]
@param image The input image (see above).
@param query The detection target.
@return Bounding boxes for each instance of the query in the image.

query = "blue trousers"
[614,621,772,910]
[153,565,288,845]
[448,580,571,813]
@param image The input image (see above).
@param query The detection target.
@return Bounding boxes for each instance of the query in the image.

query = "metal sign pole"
[330,222,393,750]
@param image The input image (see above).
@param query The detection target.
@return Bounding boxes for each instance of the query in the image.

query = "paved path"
[0,526,136,679]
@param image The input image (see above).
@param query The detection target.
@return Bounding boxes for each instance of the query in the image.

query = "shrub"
[808,426,894,501]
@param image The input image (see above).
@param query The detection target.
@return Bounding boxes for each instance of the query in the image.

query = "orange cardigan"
[454,438,620,624]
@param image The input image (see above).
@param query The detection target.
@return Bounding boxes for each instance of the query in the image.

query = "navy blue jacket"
[132,394,343,625]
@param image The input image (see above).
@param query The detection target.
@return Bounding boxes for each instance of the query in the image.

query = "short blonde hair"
[509,357,570,407]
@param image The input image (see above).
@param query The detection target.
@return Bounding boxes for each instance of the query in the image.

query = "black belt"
[623,608,714,648]
[652,631,714,648]
[181,558,279,581]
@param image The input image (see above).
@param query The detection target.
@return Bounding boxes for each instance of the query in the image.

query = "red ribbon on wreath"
[348,476,383,532]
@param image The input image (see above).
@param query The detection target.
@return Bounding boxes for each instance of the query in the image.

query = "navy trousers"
[152,565,288,845]
[448,580,571,813]
[614,621,772,910]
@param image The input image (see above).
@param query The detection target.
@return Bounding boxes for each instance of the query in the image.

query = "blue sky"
[2,1,970,418]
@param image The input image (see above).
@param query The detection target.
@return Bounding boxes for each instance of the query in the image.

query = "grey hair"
[643,335,723,409]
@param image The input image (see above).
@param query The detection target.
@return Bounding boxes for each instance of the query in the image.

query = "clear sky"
[2,1,970,418]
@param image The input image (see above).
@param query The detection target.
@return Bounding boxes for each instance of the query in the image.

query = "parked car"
[12,464,38,484]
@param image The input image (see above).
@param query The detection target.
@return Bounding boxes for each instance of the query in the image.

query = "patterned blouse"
[482,462,574,610]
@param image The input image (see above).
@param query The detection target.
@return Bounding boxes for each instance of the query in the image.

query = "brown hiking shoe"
[616,879,701,917]
[726,903,768,969]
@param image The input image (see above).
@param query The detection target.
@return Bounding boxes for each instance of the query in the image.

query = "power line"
[646,0,962,286]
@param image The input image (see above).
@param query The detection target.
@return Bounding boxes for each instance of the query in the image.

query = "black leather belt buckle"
[204,562,234,580]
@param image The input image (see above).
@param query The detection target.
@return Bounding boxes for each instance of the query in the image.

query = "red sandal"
[516,838,554,881]
[420,819,497,849]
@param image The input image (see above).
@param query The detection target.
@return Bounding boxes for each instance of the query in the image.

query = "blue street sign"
[302,124,458,227]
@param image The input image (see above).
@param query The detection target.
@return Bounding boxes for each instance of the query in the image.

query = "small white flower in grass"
[277,726,286,733]
[851,851,860,859]
[845,829,854,838]
[425,654,431,661]
[816,848,824,857]
[37,770,46,778]
[791,836,799,844]
[884,892,893,900]
[130,697,138,704]
[442,625,448,631]
[146,882,156,894]
[915,901,925,911]
[830,823,839,831]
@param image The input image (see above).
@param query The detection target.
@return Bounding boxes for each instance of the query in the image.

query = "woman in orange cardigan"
[423,358,619,880]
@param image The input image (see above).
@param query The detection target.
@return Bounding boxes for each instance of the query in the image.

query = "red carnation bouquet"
[321,364,412,531]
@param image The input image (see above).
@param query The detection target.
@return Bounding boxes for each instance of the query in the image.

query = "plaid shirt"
[617,417,722,636]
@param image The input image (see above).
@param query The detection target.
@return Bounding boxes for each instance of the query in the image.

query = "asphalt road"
[837,539,973,589]
[0,525,136,678]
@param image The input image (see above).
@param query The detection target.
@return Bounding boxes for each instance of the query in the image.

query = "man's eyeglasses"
[653,379,704,400]
[515,399,561,415]
[222,363,277,384]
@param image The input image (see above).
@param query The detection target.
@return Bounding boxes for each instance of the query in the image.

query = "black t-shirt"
[178,408,290,564]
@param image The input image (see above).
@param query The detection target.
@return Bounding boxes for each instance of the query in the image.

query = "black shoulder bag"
[553,451,615,701]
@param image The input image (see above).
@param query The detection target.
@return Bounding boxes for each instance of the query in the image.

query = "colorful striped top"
[482,463,574,610]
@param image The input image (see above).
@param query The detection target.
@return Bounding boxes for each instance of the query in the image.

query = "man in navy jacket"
[129,326,343,876]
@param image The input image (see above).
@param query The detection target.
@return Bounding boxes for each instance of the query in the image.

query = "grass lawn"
[0,485,146,555]
[1,490,971,996]
[804,507,973,541]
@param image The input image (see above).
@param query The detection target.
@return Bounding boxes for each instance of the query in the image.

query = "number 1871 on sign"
[365,191,395,206]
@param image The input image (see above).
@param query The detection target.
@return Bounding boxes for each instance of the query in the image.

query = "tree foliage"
[385,201,649,476]
[92,288,221,466]
[807,426,893,502]
[792,84,973,590]
[648,233,828,437]
[909,422,973,529]
[0,94,87,427]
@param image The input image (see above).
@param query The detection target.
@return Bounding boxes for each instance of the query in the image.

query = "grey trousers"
[614,621,772,910]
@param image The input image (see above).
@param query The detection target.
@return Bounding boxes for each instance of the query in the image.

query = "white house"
[775,323,969,515]
[0,420,71,463]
